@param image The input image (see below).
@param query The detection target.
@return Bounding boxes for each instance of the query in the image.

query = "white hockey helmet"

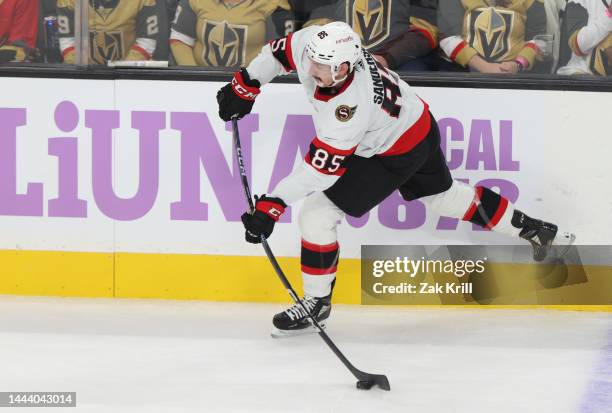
[306,21,362,84]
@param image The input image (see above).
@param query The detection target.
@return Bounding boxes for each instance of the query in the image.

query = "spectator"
[0,0,39,62]
[170,0,294,68]
[166,0,179,24]
[437,0,547,74]
[305,0,439,71]
[289,0,335,30]
[382,0,440,70]
[557,0,611,76]
[57,0,167,65]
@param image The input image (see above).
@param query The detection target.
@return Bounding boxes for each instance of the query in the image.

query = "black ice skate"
[271,294,332,338]
[512,210,576,262]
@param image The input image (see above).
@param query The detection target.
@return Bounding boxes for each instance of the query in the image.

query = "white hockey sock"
[298,192,344,298]
[422,180,522,238]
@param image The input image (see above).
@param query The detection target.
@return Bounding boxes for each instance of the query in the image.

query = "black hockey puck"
[356,380,374,390]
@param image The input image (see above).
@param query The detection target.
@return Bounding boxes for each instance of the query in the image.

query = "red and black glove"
[216,68,261,122]
[241,195,286,244]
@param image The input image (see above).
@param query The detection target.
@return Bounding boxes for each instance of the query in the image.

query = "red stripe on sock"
[462,187,483,221]
[301,239,339,253]
[486,197,509,229]
[301,264,338,275]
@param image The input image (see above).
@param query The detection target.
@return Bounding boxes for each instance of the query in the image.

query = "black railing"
[1,63,611,92]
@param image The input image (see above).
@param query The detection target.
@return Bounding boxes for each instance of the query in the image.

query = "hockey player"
[216,22,574,337]
[57,0,165,64]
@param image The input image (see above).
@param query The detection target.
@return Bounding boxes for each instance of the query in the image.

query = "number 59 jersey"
[245,25,432,204]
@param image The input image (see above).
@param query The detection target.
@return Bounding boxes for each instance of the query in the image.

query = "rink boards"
[0,77,611,310]
[2,249,612,311]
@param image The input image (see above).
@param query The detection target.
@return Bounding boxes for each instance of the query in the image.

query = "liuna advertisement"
[0,76,610,302]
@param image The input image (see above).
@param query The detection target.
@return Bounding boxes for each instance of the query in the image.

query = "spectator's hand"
[373,54,389,68]
[476,61,505,73]
[241,195,286,244]
[467,55,507,73]
[499,61,521,73]
[216,68,261,122]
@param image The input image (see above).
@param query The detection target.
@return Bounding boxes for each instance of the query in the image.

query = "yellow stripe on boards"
[114,253,362,303]
[0,250,114,297]
[0,250,610,313]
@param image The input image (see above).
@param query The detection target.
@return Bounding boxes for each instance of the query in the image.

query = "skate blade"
[557,232,576,245]
[554,232,576,258]
[271,322,325,339]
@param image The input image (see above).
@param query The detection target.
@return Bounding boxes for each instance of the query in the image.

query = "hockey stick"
[231,117,390,391]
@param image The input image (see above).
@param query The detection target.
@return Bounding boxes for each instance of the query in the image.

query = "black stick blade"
[356,373,390,391]
[356,380,373,390]
[373,374,391,391]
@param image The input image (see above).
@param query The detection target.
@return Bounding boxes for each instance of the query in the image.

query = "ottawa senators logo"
[467,7,514,62]
[335,105,358,122]
[346,0,391,49]
[90,30,123,63]
[202,20,247,68]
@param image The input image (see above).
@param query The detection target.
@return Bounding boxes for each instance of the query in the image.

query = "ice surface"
[0,296,610,413]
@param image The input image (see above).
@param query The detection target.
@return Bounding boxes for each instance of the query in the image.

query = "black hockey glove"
[241,195,287,244]
[216,68,261,122]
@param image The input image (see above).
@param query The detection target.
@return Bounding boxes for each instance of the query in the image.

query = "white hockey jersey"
[246,25,431,205]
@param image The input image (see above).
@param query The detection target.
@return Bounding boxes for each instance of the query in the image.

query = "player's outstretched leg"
[421,180,575,261]
[271,193,343,338]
